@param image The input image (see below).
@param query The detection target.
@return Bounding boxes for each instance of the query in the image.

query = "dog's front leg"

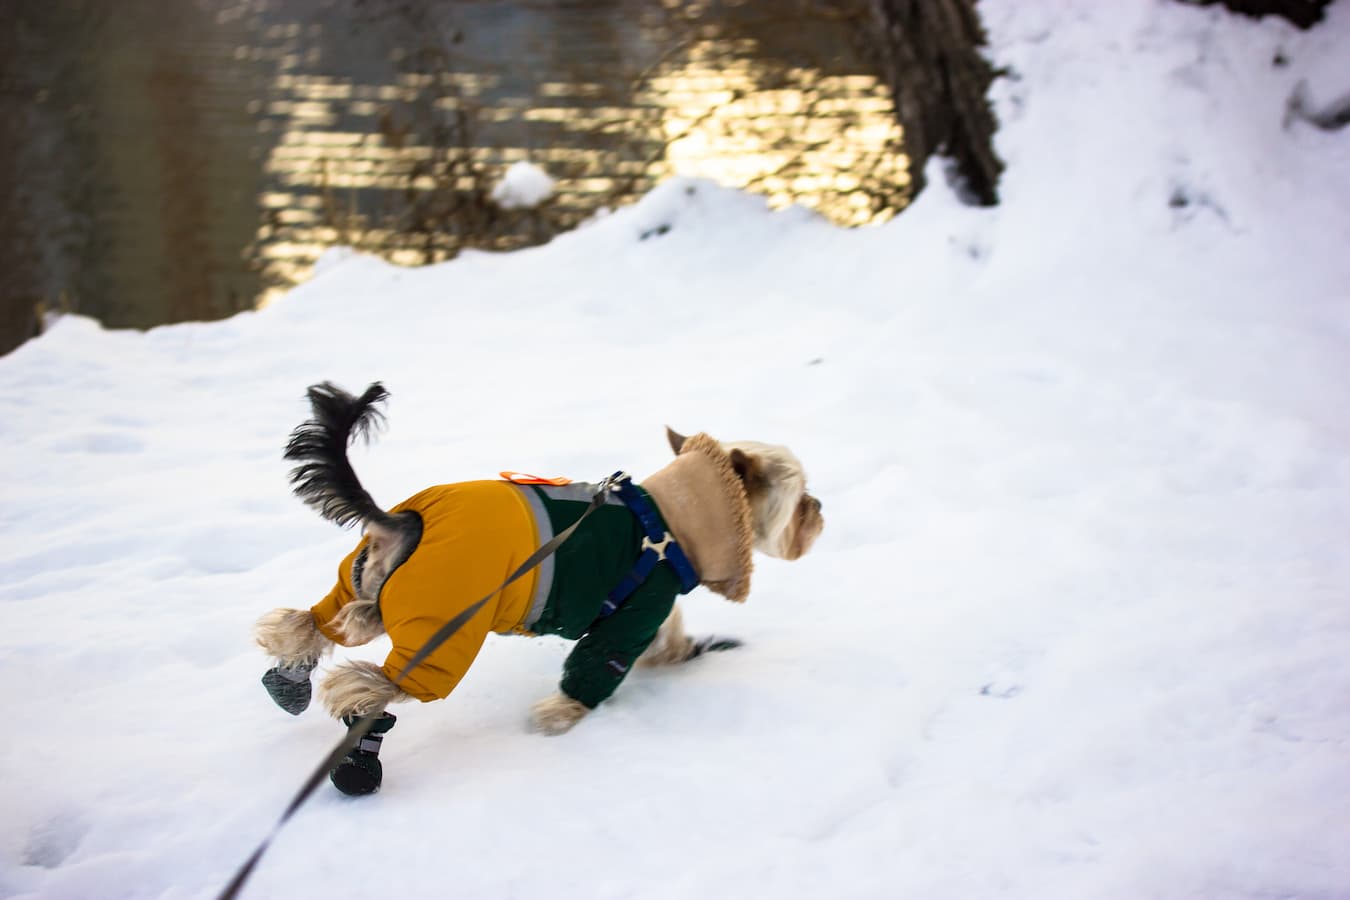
[636,603,693,667]
[637,603,743,668]
[534,589,688,735]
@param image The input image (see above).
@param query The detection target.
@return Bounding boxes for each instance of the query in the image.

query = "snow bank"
[2,2,1348,898]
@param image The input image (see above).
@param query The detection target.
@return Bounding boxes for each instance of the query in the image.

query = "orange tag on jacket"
[500,471,573,486]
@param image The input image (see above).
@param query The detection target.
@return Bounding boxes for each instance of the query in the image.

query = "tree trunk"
[865,0,1003,206]
[0,9,44,356]
[859,0,1333,211]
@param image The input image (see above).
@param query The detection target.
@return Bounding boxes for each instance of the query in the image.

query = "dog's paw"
[688,635,743,659]
[261,663,315,715]
[530,693,590,736]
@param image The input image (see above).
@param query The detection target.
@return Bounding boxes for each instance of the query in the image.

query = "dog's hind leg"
[255,608,327,715]
[330,709,398,796]
[319,660,413,719]
[637,603,743,667]
[256,608,331,667]
[328,595,386,646]
[256,608,333,714]
[320,662,411,792]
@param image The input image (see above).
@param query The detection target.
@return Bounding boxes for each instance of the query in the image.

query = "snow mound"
[490,160,556,209]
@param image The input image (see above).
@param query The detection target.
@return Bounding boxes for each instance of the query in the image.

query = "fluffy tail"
[285,382,398,530]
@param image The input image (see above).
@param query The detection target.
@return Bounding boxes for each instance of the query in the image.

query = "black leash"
[217,477,620,900]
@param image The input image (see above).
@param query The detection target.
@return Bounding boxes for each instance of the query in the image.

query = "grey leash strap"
[217,477,618,900]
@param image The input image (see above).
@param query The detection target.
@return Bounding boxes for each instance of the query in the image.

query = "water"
[1,0,908,350]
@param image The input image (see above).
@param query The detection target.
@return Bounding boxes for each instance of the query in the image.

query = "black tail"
[285,382,394,529]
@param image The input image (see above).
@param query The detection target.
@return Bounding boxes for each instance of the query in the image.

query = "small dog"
[256,382,823,794]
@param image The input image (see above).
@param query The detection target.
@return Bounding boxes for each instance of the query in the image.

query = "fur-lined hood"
[641,433,755,602]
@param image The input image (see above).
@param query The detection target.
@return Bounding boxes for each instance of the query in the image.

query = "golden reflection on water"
[254,16,907,308]
[650,63,908,220]
[5,0,909,337]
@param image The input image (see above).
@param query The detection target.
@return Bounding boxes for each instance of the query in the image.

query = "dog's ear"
[666,426,688,455]
[729,447,762,483]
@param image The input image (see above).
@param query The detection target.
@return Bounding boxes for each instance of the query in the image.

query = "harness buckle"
[642,531,675,561]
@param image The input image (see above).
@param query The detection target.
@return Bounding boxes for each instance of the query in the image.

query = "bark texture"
[865,0,1003,206]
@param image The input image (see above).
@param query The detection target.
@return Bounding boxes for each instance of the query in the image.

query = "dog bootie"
[261,660,316,715]
[330,711,397,797]
[688,636,743,659]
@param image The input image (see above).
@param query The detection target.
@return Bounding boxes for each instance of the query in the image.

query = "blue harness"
[598,471,700,617]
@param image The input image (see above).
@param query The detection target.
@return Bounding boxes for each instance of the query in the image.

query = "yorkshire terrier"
[255,383,823,795]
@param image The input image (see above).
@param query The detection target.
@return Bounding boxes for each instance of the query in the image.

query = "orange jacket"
[310,480,541,702]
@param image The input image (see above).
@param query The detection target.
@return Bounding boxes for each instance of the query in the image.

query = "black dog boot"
[261,660,316,715]
[688,636,744,659]
[330,711,397,796]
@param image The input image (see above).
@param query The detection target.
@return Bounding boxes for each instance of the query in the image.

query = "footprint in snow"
[980,682,1022,699]
[22,813,87,869]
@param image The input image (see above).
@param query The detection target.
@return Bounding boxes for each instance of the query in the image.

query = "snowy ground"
[3,1,1349,898]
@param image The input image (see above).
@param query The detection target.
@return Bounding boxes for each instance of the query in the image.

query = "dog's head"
[667,427,823,561]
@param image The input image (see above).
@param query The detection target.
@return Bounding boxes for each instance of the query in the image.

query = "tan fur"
[652,430,823,598]
[530,692,590,735]
[254,608,331,667]
[329,596,386,645]
[644,432,757,602]
[319,660,413,718]
[358,519,407,602]
[323,518,412,646]
[638,603,695,667]
[681,434,758,600]
[783,493,825,561]
[721,439,818,560]
[264,425,822,733]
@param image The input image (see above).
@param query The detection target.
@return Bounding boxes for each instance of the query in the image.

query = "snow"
[490,160,556,209]
[3,2,1349,898]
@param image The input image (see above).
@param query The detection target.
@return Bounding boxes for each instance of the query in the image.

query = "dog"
[255,382,823,794]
